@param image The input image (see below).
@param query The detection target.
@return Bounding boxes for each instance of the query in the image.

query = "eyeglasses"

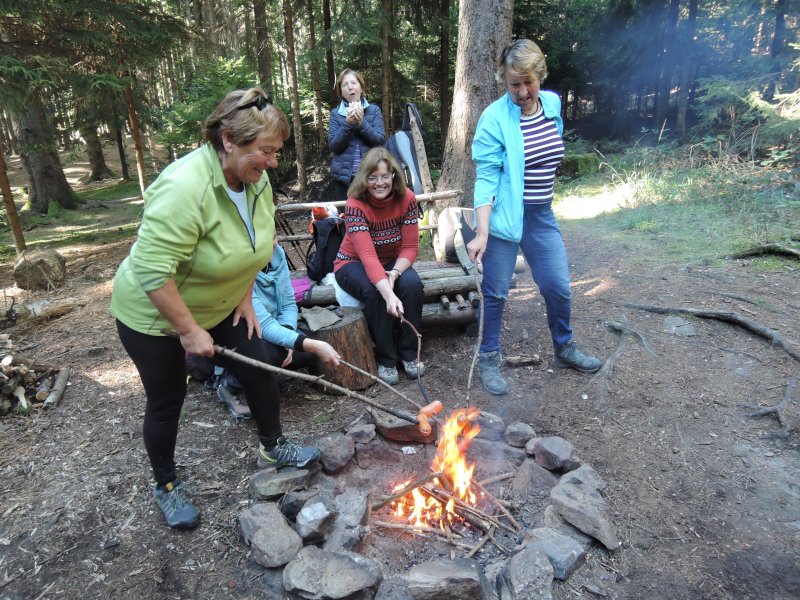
[367,174,394,184]
[237,95,272,111]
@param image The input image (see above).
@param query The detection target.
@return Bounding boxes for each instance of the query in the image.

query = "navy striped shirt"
[521,109,564,204]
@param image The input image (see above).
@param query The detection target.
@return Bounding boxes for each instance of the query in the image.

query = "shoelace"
[163,483,191,512]
[272,440,301,462]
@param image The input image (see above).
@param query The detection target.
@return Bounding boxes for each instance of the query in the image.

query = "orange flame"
[390,407,481,529]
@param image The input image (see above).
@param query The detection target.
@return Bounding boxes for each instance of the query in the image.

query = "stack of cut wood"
[0,350,69,415]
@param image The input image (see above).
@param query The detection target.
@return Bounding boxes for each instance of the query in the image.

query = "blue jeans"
[480,203,572,354]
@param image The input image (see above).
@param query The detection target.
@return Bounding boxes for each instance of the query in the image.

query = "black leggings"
[117,314,281,485]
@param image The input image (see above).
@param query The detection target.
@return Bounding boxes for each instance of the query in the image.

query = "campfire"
[387,407,511,538]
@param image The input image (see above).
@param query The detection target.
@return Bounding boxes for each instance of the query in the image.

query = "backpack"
[386,103,425,194]
[306,216,345,283]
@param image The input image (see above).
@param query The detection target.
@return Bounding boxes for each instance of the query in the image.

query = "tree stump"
[307,307,377,391]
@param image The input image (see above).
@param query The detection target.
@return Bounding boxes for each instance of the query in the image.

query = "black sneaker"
[153,481,200,529]
[257,437,320,469]
[553,341,603,374]
[217,384,252,419]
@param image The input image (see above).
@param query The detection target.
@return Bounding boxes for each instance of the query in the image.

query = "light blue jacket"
[252,245,300,349]
[471,90,563,242]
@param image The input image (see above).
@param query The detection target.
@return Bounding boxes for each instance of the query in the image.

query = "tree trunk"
[123,82,148,195]
[439,0,451,149]
[765,0,787,101]
[654,0,681,130]
[13,95,76,213]
[381,0,391,132]
[282,0,307,196]
[323,0,336,103]
[2,110,19,156]
[80,125,114,182]
[253,0,274,96]
[436,0,512,206]
[306,0,326,149]
[675,0,698,142]
[0,135,26,254]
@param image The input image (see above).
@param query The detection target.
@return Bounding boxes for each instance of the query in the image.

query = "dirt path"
[1,187,798,598]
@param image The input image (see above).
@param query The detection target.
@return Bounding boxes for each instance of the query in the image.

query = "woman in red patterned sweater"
[333,147,425,385]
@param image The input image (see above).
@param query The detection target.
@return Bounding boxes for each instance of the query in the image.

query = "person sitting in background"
[334,147,425,385]
[328,68,385,200]
[212,240,338,418]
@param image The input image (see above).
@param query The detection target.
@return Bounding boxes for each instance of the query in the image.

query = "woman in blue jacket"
[467,39,603,396]
[328,68,385,199]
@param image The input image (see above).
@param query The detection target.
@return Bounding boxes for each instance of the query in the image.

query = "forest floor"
[1,146,798,599]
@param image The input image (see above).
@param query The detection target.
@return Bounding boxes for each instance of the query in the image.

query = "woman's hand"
[467,233,488,264]
[347,103,364,125]
[281,349,294,368]
[384,293,405,318]
[232,284,262,340]
[385,268,400,289]
[179,325,215,357]
[305,339,341,366]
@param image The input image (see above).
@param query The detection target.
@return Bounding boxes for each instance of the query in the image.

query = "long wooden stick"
[43,368,70,408]
[211,344,421,425]
[372,520,473,550]
[371,471,443,511]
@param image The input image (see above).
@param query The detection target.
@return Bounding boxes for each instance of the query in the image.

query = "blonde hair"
[204,87,290,152]
[335,68,366,100]
[347,147,407,201]
[496,39,548,84]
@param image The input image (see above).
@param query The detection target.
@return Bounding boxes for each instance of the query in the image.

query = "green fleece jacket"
[111,143,276,334]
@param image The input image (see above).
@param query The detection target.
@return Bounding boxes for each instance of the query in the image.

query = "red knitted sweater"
[333,188,420,285]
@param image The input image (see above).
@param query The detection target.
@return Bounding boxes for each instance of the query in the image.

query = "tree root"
[587,320,652,407]
[622,303,800,363]
[726,243,800,260]
[748,374,797,438]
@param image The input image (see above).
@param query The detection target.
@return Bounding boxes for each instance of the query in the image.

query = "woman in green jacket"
[112,88,340,529]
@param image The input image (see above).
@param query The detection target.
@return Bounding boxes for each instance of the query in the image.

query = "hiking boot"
[478,351,508,395]
[217,384,252,419]
[257,437,321,469]
[377,364,400,385]
[553,341,603,374]
[204,372,223,392]
[153,481,200,529]
[402,360,426,379]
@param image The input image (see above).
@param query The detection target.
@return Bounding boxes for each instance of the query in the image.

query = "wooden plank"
[407,107,434,194]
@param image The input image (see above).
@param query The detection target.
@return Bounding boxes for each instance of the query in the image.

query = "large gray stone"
[279,488,320,521]
[239,502,278,546]
[250,467,312,500]
[524,527,587,580]
[13,249,66,290]
[509,459,559,503]
[527,436,574,472]
[541,505,594,551]
[550,482,619,550]
[347,423,376,444]
[318,432,355,474]
[296,501,334,543]
[283,546,383,600]
[249,504,303,568]
[476,411,506,441]
[323,488,371,552]
[559,464,606,492]
[504,422,536,448]
[407,558,489,600]
[375,577,414,600]
[496,545,553,600]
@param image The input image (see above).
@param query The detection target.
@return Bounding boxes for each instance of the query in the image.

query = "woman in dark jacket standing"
[328,68,385,199]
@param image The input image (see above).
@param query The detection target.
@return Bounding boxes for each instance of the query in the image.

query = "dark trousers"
[333,179,351,201]
[117,313,282,486]
[335,261,423,367]
[223,342,317,391]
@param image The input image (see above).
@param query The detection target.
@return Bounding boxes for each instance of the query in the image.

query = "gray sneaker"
[153,481,200,529]
[478,351,508,395]
[377,364,400,385]
[402,360,426,379]
[257,437,320,469]
[217,384,252,419]
[553,341,603,374]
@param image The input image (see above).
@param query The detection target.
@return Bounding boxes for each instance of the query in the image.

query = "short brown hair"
[496,39,548,84]
[347,147,407,201]
[334,68,366,100]
[204,87,290,152]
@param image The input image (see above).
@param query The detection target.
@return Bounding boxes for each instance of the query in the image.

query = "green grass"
[555,145,799,267]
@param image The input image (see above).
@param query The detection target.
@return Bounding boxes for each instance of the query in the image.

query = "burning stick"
[473,481,522,531]
[372,520,473,550]
[371,471,443,511]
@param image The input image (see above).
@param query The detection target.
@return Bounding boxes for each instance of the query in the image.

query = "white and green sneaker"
[257,437,320,469]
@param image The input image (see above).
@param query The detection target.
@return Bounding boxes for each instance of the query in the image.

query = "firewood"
[43,368,70,408]
[35,376,54,402]
[2,298,86,329]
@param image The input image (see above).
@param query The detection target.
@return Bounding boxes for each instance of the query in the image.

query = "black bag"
[306,216,345,283]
